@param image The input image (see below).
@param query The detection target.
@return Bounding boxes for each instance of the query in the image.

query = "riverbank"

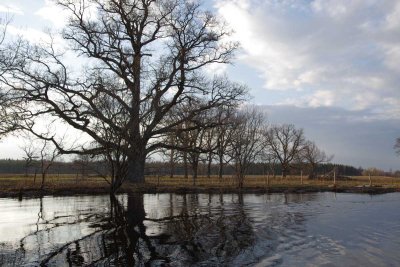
[1,174,399,198]
[0,183,399,198]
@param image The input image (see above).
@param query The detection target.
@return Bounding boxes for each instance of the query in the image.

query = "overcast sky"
[0,0,399,170]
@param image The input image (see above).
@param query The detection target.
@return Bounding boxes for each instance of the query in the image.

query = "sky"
[0,0,399,170]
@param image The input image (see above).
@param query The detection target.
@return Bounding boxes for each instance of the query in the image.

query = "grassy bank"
[0,174,399,198]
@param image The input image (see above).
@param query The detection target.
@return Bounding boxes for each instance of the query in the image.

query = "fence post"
[369,173,372,187]
[333,169,336,187]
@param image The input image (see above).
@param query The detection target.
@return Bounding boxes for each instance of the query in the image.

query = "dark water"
[0,193,399,266]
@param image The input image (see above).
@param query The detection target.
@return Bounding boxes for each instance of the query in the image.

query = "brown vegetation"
[0,174,398,198]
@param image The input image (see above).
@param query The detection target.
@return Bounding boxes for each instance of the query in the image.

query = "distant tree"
[203,120,217,178]
[262,151,278,178]
[227,107,266,188]
[362,167,386,176]
[73,154,91,178]
[264,124,306,178]
[38,140,61,190]
[21,141,38,178]
[302,141,333,179]
[214,106,236,179]
[161,132,180,178]
[22,135,61,190]
[174,104,215,185]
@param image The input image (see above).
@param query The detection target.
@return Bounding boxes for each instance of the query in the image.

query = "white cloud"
[204,62,228,76]
[35,0,99,28]
[308,90,335,108]
[0,4,23,15]
[216,0,400,119]
[35,0,69,28]
[6,25,67,53]
[7,25,51,44]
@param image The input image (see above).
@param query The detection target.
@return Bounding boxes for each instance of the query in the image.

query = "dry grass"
[0,174,108,192]
[145,174,400,188]
[0,174,399,193]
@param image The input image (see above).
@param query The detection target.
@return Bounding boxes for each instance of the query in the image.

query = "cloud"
[6,25,51,44]
[35,0,99,28]
[216,0,400,119]
[0,4,23,15]
[35,0,69,28]
[5,25,67,54]
[204,62,228,76]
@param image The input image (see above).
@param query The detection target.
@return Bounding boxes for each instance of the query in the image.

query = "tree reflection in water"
[0,194,318,266]
[151,193,255,266]
[2,193,400,266]
[0,193,312,266]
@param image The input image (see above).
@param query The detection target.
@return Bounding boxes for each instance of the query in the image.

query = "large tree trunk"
[282,163,289,178]
[127,153,146,183]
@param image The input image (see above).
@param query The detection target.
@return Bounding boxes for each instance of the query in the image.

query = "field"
[0,173,399,197]
[146,174,400,188]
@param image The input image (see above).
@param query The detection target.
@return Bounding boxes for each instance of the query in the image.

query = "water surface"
[0,192,399,266]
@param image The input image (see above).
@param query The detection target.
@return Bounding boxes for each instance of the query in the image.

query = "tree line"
[157,106,336,187]
[0,159,367,177]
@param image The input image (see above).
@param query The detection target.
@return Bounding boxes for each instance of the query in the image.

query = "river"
[0,192,399,266]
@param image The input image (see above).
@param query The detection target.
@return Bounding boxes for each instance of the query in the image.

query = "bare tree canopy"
[3,0,247,188]
[302,140,333,179]
[264,124,305,177]
[0,16,21,137]
[227,107,266,188]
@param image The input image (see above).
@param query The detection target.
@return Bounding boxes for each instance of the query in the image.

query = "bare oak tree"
[22,135,61,190]
[38,140,61,190]
[5,0,246,190]
[302,141,333,179]
[172,103,216,185]
[161,132,179,178]
[264,124,305,178]
[214,105,236,179]
[21,141,38,178]
[227,107,266,188]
